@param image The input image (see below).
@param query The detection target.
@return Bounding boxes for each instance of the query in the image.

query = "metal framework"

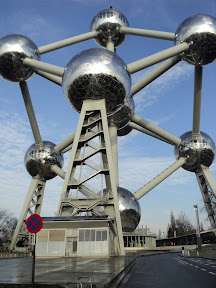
[2,8,215,252]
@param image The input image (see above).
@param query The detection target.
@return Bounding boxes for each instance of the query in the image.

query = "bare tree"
[175,211,194,236]
[167,211,194,237]
[0,209,17,244]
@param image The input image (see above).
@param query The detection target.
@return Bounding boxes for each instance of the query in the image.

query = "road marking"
[212,266,216,268]
[194,266,199,268]
[208,272,216,275]
[205,263,209,266]
[201,268,207,271]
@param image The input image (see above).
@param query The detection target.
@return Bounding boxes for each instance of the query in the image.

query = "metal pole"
[193,205,202,252]
[19,81,42,146]
[120,26,175,41]
[131,114,182,146]
[127,42,190,74]
[36,70,62,86]
[23,58,65,77]
[109,124,119,186]
[130,55,181,97]
[32,234,36,288]
[129,122,174,145]
[192,66,203,138]
[37,30,99,54]
[134,157,187,200]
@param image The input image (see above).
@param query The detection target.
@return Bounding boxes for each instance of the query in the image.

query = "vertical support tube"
[192,66,203,138]
[106,41,115,52]
[109,124,119,186]
[19,81,42,146]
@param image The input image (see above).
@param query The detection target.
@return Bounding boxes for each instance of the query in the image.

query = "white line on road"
[208,272,216,275]
[201,268,207,271]
[194,266,199,268]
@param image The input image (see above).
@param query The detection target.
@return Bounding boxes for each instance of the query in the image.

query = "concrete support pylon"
[57,99,125,256]
[196,165,216,229]
[10,177,46,250]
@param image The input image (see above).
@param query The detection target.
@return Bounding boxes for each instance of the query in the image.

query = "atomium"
[2,7,216,252]
[90,8,129,47]
[0,34,40,82]
[24,141,64,180]
[175,14,216,65]
[109,97,135,130]
[62,48,131,115]
[174,131,216,172]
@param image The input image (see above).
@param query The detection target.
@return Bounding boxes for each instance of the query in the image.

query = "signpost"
[26,214,43,288]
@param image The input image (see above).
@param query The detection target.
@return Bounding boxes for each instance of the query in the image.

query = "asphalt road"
[118,253,216,288]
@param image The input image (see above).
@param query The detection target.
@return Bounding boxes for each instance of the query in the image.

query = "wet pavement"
[0,254,138,287]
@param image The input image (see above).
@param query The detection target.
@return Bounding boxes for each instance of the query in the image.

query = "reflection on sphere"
[109,97,135,129]
[0,34,40,82]
[24,141,64,180]
[175,14,216,65]
[62,48,131,115]
[102,187,141,232]
[90,8,129,47]
[174,131,215,172]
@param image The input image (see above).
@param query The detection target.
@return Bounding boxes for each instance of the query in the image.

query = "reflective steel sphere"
[62,48,131,115]
[99,187,141,232]
[117,124,133,137]
[90,8,129,47]
[174,131,215,172]
[175,14,216,65]
[109,97,135,129]
[0,34,40,82]
[24,141,64,180]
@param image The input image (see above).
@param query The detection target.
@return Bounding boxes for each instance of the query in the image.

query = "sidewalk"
[0,254,139,288]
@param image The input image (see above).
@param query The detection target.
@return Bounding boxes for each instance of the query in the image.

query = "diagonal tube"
[134,157,187,200]
[132,114,182,146]
[19,81,42,146]
[129,122,174,145]
[37,30,99,54]
[23,58,65,77]
[130,55,181,97]
[50,165,98,198]
[120,26,175,41]
[127,42,190,74]
[54,133,76,153]
[192,66,203,138]
[36,70,62,86]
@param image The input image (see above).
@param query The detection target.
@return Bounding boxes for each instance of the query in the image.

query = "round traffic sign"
[26,214,43,234]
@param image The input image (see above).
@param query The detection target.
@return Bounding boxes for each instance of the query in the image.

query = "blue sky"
[0,0,216,235]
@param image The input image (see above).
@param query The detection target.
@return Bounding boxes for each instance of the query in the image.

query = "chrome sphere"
[175,14,216,65]
[109,97,135,129]
[24,141,64,180]
[90,8,129,47]
[0,34,40,82]
[62,48,131,115]
[174,131,215,172]
[117,124,133,137]
[101,187,141,232]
